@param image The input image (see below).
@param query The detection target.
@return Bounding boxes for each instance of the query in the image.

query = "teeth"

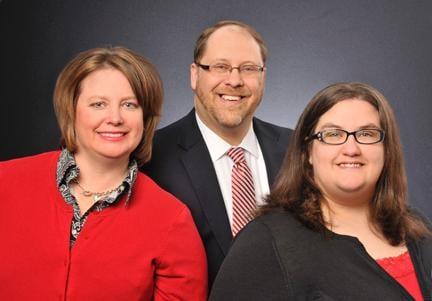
[100,133,124,138]
[221,95,241,101]
[339,163,361,168]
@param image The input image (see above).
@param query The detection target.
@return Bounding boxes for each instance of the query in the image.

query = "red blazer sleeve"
[154,207,208,301]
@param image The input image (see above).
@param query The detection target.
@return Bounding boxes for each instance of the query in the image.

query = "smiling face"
[190,25,265,142]
[74,68,144,164]
[309,99,385,206]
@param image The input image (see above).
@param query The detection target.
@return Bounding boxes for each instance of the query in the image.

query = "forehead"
[316,99,380,129]
[202,25,263,64]
[78,68,133,97]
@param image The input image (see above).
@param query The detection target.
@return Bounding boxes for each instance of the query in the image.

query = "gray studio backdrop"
[1,0,431,217]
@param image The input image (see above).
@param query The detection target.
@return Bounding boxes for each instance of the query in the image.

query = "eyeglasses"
[195,62,265,77]
[307,128,385,145]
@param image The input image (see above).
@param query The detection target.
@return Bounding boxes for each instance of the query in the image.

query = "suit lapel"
[178,111,232,255]
[254,118,285,188]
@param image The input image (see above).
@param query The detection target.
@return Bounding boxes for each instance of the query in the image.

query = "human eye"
[240,65,260,73]
[89,101,106,109]
[323,129,343,138]
[320,129,345,144]
[211,63,231,73]
[357,129,378,138]
[356,129,382,143]
[122,100,140,109]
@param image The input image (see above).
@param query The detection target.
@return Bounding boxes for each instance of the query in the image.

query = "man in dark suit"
[142,20,292,288]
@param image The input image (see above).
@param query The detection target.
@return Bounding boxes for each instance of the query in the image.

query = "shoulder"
[253,117,293,145]
[256,209,299,225]
[0,151,60,194]
[253,118,293,135]
[153,110,196,142]
[210,210,294,300]
[132,171,190,214]
[0,151,60,175]
[142,110,201,173]
[253,117,290,131]
[408,209,432,254]
[236,210,317,250]
[408,207,432,228]
[248,210,303,233]
[233,211,301,245]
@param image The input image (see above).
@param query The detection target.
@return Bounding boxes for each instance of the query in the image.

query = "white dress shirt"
[196,113,270,227]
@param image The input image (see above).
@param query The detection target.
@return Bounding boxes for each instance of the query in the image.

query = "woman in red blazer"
[0,47,207,300]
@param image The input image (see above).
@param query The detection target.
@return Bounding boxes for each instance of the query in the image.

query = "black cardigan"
[209,211,432,301]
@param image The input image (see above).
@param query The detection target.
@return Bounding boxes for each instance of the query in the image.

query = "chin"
[96,149,132,161]
[336,184,375,201]
[337,182,365,191]
[220,119,243,129]
[217,113,248,128]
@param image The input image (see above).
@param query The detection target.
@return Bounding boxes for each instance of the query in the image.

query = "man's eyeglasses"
[307,129,385,145]
[195,62,265,77]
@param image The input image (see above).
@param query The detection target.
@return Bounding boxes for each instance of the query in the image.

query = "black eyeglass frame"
[195,62,265,74]
[307,128,385,145]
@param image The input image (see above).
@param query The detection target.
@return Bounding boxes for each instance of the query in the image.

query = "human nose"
[341,135,361,155]
[224,67,243,87]
[106,106,124,125]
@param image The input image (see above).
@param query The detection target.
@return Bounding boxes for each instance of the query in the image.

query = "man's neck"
[215,127,248,146]
[195,112,252,146]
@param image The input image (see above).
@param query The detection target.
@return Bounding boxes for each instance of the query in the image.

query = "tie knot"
[227,147,246,164]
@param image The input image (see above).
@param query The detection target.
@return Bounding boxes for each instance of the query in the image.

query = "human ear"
[190,63,198,91]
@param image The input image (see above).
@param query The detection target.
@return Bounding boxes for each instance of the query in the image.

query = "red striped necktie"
[227,147,257,236]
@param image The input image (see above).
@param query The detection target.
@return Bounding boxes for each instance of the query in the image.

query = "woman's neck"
[321,199,372,234]
[73,152,129,192]
[321,198,407,259]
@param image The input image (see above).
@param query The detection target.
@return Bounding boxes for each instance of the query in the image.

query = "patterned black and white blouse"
[56,149,138,247]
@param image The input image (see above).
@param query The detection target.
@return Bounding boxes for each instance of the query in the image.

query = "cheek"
[309,145,336,173]
[309,143,322,166]
[247,78,264,93]
[372,147,385,172]
[74,114,89,134]
[75,106,96,129]
[203,75,226,92]
[194,75,210,92]
[137,121,145,137]
[132,112,145,135]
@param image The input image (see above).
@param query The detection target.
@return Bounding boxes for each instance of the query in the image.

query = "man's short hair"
[193,20,268,64]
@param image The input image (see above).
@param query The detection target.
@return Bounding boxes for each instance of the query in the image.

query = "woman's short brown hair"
[53,46,163,165]
[265,82,430,244]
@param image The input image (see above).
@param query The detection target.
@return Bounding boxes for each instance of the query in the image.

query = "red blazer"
[0,151,207,301]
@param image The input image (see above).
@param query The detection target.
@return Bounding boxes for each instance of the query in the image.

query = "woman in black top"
[209,82,431,301]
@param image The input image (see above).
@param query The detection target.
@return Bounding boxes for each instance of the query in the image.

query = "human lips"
[97,131,127,140]
[220,94,243,101]
[337,162,364,168]
[217,91,250,103]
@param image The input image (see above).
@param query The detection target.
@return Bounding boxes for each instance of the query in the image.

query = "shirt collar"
[56,149,79,187]
[56,149,138,204]
[195,112,259,162]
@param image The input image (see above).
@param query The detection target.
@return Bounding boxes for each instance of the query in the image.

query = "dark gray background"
[1,0,431,218]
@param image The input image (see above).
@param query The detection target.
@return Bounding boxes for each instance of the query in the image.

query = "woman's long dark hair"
[263,82,430,245]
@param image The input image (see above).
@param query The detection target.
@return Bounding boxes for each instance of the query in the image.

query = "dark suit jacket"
[142,109,292,287]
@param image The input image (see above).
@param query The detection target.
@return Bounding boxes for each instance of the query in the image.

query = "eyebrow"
[210,59,262,65]
[318,122,381,130]
[87,95,137,101]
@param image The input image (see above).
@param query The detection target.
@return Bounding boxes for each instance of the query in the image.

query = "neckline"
[376,250,409,264]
